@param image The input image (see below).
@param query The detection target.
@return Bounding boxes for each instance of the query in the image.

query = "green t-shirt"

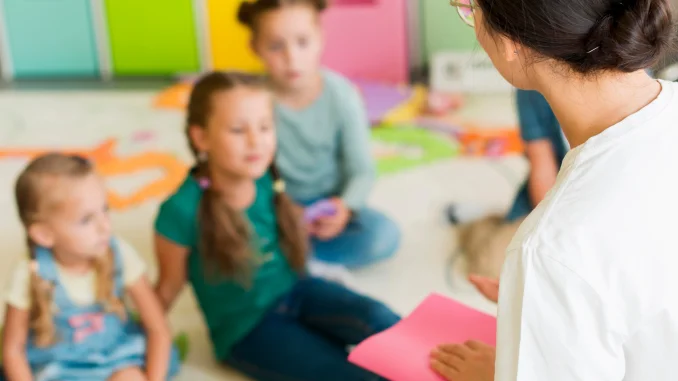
[154,170,297,360]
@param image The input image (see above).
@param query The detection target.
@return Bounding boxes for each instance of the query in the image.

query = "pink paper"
[348,293,496,381]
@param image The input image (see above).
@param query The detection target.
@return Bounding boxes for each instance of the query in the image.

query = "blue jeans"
[301,200,401,269]
[226,277,401,381]
[505,185,533,222]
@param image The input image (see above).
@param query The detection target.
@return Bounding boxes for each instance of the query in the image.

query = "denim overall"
[8,240,180,381]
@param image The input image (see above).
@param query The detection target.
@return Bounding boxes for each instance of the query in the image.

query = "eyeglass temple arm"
[449,1,473,8]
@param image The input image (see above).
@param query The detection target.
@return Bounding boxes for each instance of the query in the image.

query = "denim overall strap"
[108,238,125,298]
[34,246,72,310]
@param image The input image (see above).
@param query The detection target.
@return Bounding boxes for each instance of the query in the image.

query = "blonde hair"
[15,153,125,347]
[186,72,307,284]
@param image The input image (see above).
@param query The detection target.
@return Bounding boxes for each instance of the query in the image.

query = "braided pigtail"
[27,239,56,347]
[270,165,307,272]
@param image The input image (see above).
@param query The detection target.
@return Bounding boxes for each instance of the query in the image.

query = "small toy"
[425,91,464,116]
[304,199,337,223]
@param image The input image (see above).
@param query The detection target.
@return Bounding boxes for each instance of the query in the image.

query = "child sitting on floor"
[153,72,400,381]
[237,0,401,269]
[1,153,180,381]
[448,90,568,277]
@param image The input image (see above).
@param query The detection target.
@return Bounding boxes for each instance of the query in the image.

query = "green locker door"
[421,0,478,64]
[105,0,199,75]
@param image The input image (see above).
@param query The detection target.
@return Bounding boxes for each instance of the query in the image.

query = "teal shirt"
[275,69,375,209]
[154,170,297,360]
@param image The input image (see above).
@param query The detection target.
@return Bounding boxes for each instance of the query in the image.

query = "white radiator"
[430,51,513,93]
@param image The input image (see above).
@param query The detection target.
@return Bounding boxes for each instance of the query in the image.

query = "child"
[1,154,180,381]
[237,0,401,269]
[153,72,400,381]
[448,90,568,278]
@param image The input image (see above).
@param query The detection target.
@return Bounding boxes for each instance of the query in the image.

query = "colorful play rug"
[371,125,459,174]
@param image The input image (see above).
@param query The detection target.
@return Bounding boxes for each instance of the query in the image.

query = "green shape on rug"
[173,332,190,363]
[371,124,459,175]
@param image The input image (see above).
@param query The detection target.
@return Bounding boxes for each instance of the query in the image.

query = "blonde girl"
[1,154,179,381]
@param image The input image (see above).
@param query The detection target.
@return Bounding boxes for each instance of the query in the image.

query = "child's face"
[31,172,112,260]
[193,87,276,180]
[253,5,323,91]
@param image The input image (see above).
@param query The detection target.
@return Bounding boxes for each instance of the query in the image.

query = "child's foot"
[307,259,356,288]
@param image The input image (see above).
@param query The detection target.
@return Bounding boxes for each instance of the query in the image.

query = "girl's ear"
[28,223,55,248]
[188,125,209,154]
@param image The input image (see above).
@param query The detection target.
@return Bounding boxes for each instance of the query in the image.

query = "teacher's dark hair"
[476,0,677,73]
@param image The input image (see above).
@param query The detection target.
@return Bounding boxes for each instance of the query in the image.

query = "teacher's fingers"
[438,343,473,359]
[468,274,499,288]
[468,275,500,302]
[432,346,464,365]
[465,340,491,351]
[430,359,459,381]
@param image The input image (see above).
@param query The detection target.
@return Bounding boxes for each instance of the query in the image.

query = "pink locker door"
[321,0,408,84]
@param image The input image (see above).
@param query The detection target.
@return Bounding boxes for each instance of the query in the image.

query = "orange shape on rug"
[153,82,192,110]
[0,139,188,210]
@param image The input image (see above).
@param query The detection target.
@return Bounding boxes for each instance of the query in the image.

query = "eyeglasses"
[450,0,475,27]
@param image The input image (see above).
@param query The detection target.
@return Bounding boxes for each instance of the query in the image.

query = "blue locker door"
[3,0,99,78]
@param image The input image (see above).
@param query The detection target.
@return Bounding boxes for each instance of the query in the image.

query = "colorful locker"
[205,0,408,83]
[104,0,200,75]
[0,0,99,78]
[206,0,263,72]
[322,0,409,83]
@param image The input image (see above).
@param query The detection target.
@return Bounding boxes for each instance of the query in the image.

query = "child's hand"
[469,275,500,303]
[2,306,33,381]
[311,198,351,240]
[127,276,173,381]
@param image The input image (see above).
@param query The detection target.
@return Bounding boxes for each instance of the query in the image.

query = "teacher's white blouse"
[496,80,678,381]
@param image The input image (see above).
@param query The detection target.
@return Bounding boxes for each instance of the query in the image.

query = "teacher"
[433,0,677,380]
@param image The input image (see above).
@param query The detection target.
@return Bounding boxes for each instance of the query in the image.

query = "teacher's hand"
[430,341,495,381]
[469,275,499,303]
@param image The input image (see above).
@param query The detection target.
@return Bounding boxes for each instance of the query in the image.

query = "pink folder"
[348,293,497,381]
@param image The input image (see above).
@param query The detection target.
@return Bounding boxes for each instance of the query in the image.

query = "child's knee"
[363,301,400,334]
[366,214,401,260]
[108,367,147,381]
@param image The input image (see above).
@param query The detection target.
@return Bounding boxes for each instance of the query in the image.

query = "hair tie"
[198,177,211,190]
[273,179,286,193]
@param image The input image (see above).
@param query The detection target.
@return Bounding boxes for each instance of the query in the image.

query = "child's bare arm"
[525,139,559,206]
[127,276,172,381]
[153,234,189,311]
[2,306,32,380]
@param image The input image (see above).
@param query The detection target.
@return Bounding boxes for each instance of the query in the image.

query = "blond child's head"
[15,153,124,346]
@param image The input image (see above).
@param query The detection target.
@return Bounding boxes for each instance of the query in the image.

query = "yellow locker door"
[207,0,263,72]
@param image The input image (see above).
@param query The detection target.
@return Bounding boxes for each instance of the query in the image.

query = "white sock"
[307,259,356,288]
[447,203,498,224]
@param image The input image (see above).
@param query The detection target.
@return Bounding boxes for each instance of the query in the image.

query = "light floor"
[0,88,526,379]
